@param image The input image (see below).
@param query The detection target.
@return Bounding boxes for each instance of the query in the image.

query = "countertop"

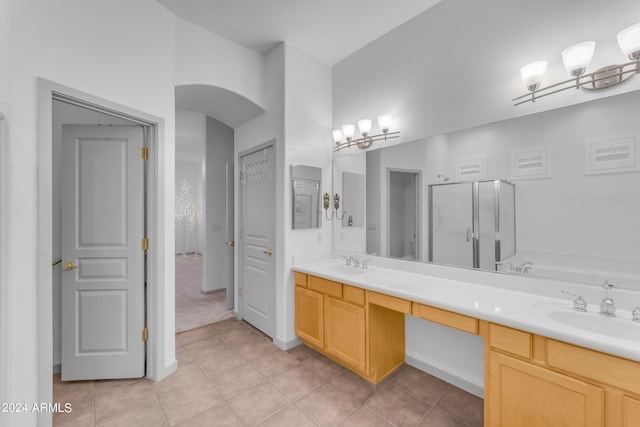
[293,258,640,363]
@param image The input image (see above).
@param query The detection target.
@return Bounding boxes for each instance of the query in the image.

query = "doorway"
[388,169,421,260]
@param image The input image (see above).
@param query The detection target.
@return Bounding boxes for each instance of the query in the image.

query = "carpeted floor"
[175,253,234,332]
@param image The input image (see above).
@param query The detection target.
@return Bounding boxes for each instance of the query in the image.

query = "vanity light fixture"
[513,22,640,106]
[332,114,400,151]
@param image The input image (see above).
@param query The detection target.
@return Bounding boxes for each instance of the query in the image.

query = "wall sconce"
[513,22,640,106]
[323,192,344,220]
[332,114,400,151]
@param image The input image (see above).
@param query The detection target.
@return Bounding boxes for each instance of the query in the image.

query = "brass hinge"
[142,327,149,341]
[142,147,149,160]
[142,237,148,251]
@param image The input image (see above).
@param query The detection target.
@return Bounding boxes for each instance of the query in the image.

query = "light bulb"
[520,61,547,92]
[562,41,595,76]
[618,22,640,60]
[357,119,372,136]
[377,114,393,133]
[332,129,343,144]
[342,124,355,141]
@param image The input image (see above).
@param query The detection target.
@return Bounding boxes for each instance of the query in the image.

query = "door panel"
[430,183,474,267]
[240,146,275,336]
[61,125,145,380]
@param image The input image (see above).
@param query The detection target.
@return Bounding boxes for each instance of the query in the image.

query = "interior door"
[429,182,474,268]
[239,146,275,337]
[61,124,145,380]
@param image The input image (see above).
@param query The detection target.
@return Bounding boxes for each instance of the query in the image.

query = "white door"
[61,125,146,380]
[239,146,275,337]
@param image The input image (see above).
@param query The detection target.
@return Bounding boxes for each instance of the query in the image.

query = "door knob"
[263,249,273,256]
[62,261,78,271]
[226,241,235,246]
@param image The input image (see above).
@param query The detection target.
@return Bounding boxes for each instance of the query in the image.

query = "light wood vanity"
[294,271,640,426]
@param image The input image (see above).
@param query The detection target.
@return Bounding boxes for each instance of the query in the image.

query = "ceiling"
[157,0,442,66]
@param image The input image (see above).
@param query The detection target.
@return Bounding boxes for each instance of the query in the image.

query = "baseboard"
[53,363,61,375]
[273,336,302,351]
[405,354,484,398]
[201,288,225,295]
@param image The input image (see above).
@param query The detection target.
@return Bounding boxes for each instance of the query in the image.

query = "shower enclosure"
[428,180,515,271]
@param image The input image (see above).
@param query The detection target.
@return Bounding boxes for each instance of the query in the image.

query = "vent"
[585,135,639,175]
[510,146,552,180]
[455,157,485,181]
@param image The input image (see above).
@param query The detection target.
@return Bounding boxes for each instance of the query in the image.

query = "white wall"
[204,116,234,293]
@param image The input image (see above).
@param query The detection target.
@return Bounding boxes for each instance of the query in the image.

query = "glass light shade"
[562,41,595,76]
[377,114,393,132]
[332,129,343,143]
[342,124,355,141]
[357,119,372,136]
[618,22,640,60]
[520,61,548,91]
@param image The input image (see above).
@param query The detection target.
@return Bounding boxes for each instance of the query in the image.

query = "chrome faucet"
[632,306,640,323]
[515,261,533,274]
[561,290,588,312]
[342,255,354,266]
[361,259,372,270]
[599,280,616,317]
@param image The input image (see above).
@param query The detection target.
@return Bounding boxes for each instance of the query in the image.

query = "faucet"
[514,261,533,274]
[633,306,640,323]
[343,255,360,268]
[361,259,372,270]
[599,280,616,317]
[561,290,588,312]
[342,255,354,266]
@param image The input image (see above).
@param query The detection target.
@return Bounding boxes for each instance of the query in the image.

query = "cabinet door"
[623,396,640,427]
[295,286,324,349]
[324,296,366,374]
[488,351,604,427]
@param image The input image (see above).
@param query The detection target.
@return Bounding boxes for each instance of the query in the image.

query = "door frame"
[386,168,421,260]
[237,140,276,337]
[36,79,170,411]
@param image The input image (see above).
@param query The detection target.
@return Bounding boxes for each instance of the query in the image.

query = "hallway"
[52,318,483,426]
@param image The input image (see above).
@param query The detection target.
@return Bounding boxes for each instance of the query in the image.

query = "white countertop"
[293,258,640,363]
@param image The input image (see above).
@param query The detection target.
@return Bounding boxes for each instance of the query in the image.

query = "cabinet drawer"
[490,324,532,359]
[413,303,478,334]
[294,272,308,288]
[343,285,365,305]
[368,291,411,314]
[309,276,342,298]
[547,339,640,394]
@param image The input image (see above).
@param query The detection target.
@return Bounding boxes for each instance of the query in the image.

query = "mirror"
[342,172,365,227]
[334,89,640,290]
[291,164,322,229]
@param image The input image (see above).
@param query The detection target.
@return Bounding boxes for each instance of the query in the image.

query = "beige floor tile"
[230,338,279,360]
[302,353,344,379]
[53,380,94,406]
[159,381,225,426]
[258,404,316,427]
[175,347,195,367]
[365,383,432,427]
[207,318,248,335]
[96,399,168,427]
[175,404,242,427]
[219,328,265,345]
[227,382,289,426]
[53,395,94,427]
[338,407,393,427]
[184,335,228,359]
[286,344,318,362]
[330,370,378,403]
[154,363,208,395]
[295,382,361,426]
[210,362,265,399]
[196,348,246,378]
[248,350,300,378]
[269,364,326,401]
[92,378,140,396]
[392,365,451,405]
[436,387,484,427]
[419,406,469,427]
[94,380,158,424]
[177,325,218,346]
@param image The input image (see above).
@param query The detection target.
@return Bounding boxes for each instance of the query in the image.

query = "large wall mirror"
[333,89,640,290]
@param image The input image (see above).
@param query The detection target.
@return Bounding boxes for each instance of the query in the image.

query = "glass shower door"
[429,183,474,268]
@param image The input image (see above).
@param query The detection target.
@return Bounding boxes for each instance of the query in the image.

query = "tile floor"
[53,318,483,426]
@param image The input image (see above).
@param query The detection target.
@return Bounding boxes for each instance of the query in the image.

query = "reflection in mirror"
[336,90,640,290]
[291,165,321,229]
[388,170,420,260]
[342,172,365,227]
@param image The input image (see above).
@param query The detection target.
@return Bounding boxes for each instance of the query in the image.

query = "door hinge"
[142,237,149,251]
[142,147,149,160]
[142,327,149,341]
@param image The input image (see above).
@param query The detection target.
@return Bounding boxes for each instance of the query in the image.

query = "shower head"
[437,174,450,182]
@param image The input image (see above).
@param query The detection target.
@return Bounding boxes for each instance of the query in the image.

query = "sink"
[327,265,366,275]
[547,310,640,340]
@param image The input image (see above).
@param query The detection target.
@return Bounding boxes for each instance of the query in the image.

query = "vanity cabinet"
[324,295,366,373]
[486,323,640,427]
